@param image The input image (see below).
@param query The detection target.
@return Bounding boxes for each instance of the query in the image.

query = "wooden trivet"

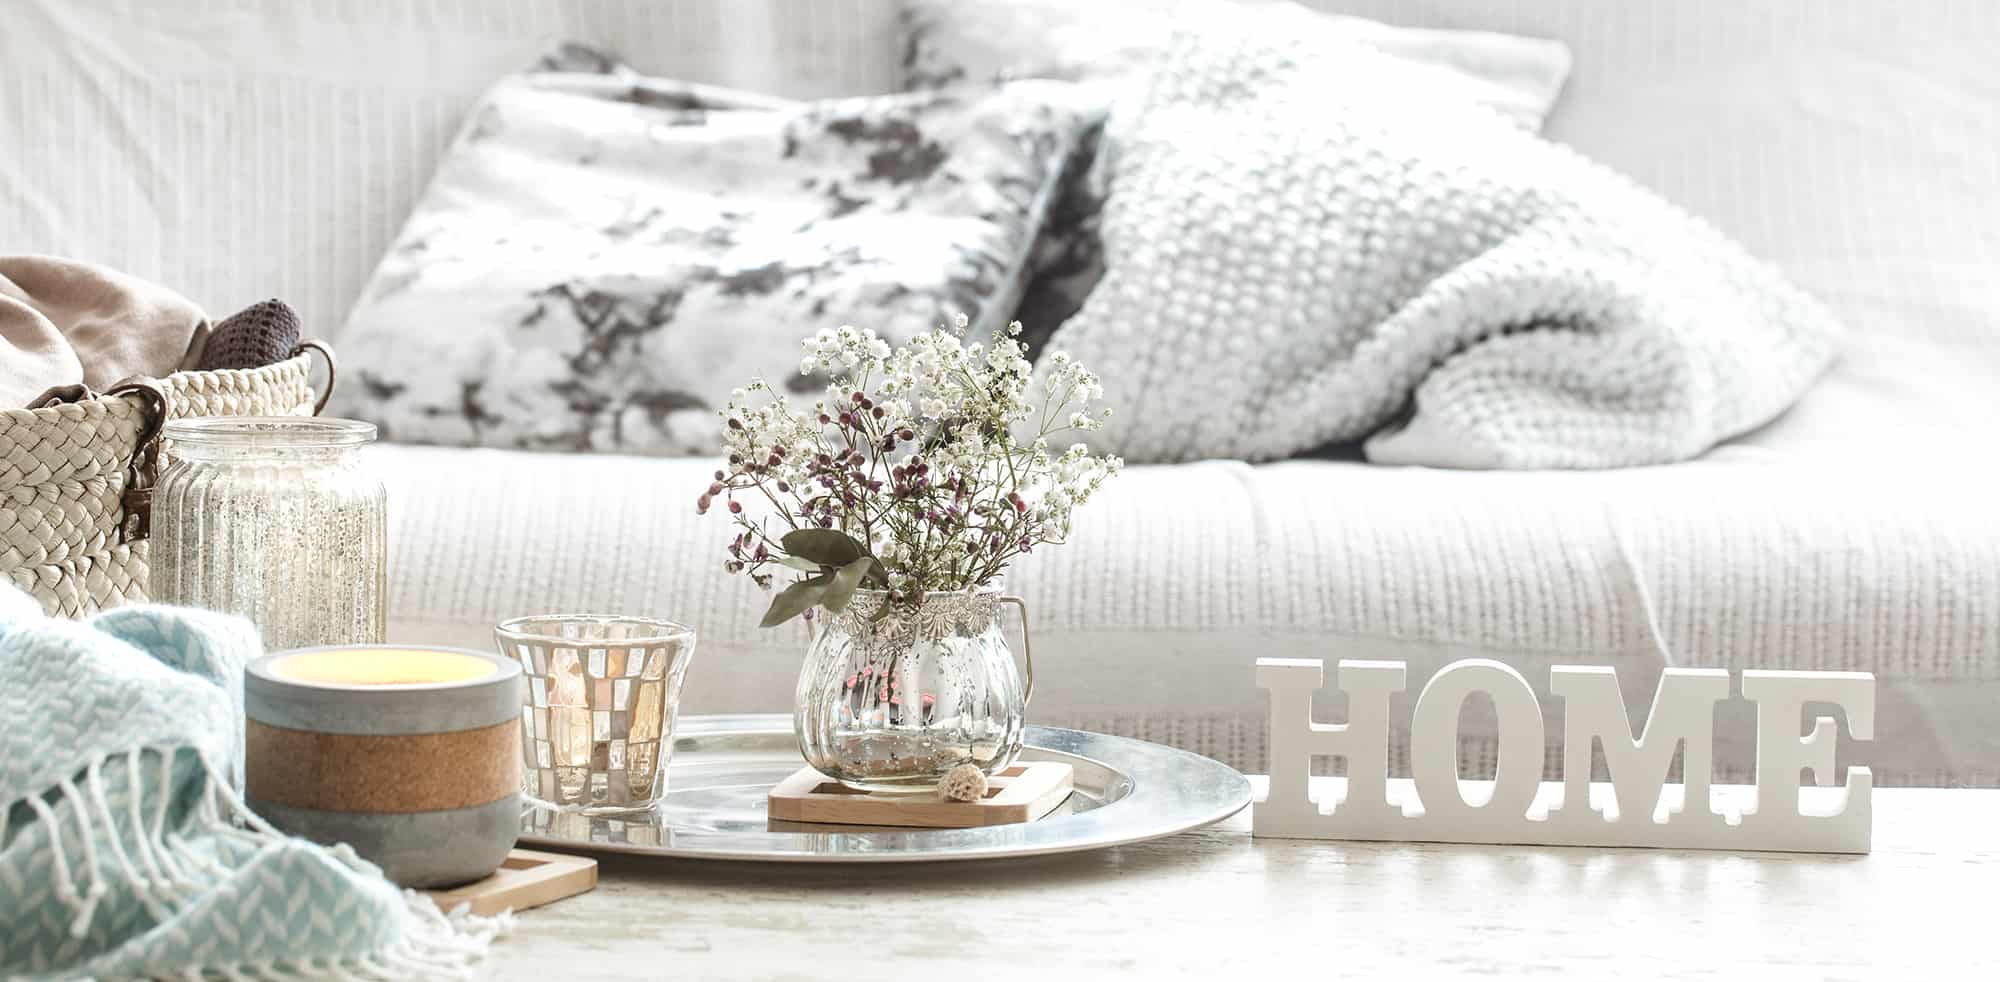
[426,848,597,917]
[767,762,1074,828]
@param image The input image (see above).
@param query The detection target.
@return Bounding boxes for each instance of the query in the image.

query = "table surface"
[491,784,1997,980]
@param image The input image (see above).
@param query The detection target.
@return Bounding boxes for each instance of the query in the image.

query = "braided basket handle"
[105,377,169,543]
[294,339,337,416]
[100,342,337,543]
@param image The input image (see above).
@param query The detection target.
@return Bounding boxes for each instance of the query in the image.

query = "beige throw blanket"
[0,256,208,407]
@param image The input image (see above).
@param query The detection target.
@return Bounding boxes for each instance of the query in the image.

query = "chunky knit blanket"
[1051,4,1843,468]
[0,586,505,980]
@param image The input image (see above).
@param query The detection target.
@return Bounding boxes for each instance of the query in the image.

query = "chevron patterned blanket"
[0,585,506,979]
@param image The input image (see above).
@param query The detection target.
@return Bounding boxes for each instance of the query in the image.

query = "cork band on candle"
[246,718,521,814]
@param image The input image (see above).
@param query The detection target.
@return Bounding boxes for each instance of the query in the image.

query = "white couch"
[6,1,1997,784]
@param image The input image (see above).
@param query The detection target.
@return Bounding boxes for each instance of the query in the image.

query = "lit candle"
[244,644,523,888]
[266,647,499,686]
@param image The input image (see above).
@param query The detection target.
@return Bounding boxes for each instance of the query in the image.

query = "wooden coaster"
[767,762,1074,828]
[426,848,597,917]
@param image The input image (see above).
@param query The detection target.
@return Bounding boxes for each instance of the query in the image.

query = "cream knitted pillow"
[1049,6,1842,468]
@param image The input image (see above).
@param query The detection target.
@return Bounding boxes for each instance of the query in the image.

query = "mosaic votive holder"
[496,614,697,815]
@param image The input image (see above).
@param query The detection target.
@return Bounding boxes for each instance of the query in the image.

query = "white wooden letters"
[1254,658,1874,853]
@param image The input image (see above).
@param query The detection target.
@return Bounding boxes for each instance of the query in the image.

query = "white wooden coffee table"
[492,784,1996,978]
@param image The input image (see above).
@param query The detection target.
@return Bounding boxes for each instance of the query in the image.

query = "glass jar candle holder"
[151,417,386,649]
[497,614,698,815]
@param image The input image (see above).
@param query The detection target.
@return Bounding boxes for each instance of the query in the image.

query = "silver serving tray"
[518,714,1251,862]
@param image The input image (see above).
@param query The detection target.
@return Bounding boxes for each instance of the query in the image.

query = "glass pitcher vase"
[795,588,1033,793]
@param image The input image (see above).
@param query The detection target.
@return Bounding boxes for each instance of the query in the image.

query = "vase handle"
[998,595,1034,710]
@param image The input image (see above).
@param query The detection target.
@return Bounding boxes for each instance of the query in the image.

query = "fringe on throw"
[3,747,512,981]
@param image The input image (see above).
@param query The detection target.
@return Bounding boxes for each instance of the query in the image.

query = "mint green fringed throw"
[0,585,507,979]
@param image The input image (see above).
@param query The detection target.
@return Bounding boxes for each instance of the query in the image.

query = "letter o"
[1410,659,1545,821]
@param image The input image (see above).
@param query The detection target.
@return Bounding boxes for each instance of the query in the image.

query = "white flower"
[702,317,1120,605]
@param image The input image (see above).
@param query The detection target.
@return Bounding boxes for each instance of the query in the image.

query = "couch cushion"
[330,71,1097,454]
[1308,0,2000,463]
[1044,5,1842,468]
[379,442,2000,786]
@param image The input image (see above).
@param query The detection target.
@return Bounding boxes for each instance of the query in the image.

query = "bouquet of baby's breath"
[698,316,1122,627]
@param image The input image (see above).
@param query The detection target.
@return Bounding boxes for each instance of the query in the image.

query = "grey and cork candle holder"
[243,645,524,888]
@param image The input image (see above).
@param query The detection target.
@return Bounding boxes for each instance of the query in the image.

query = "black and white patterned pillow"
[331,60,1097,455]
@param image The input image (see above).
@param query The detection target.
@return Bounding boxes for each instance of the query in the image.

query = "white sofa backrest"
[0,0,898,340]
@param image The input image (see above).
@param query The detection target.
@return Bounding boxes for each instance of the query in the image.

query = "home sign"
[1254,658,1874,854]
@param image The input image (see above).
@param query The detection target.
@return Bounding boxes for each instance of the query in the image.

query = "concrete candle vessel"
[244,645,524,887]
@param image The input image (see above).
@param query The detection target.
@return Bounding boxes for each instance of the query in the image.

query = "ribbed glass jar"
[151,417,386,649]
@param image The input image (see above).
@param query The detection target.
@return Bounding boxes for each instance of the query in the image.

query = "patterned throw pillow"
[899,0,1574,354]
[332,63,1097,455]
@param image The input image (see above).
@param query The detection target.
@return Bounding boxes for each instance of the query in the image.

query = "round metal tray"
[518,714,1251,862]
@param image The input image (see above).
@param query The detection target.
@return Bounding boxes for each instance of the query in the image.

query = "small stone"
[937,762,988,803]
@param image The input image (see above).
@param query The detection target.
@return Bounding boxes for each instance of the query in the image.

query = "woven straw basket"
[0,343,334,617]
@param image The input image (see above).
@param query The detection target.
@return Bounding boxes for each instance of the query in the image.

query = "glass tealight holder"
[497,614,698,815]
[152,417,387,649]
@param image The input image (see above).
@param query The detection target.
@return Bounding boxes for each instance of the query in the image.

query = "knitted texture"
[1049,7,1843,468]
[0,585,506,979]
[196,298,301,371]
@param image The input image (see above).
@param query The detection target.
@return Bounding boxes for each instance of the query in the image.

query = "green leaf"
[760,572,831,628]
[780,529,866,568]
[860,559,891,589]
[776,554,822,573]
[820,557,881,614]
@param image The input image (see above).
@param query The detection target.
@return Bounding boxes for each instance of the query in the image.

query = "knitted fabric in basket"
[0,353,317,617]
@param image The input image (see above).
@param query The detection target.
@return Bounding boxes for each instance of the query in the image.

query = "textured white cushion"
[0,0,899,338]
[1309,0,2000,463]
[1051,6,1841,467]
[377,442,2000,785]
